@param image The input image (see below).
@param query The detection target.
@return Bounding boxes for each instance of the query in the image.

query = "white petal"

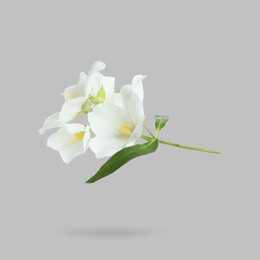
[88,103,129,136]
[105,93,123,108]
[59,140,84,164]
[38,112,64,135]
[131,75,146,101]
[128,116,145,144]
[63,85,79,101]
[47,128,71,150]
[121,86,144,125]
[47,128,85,164]
[89,135,128,159]
[85,72,103,98]
[83,125,91,151]
[59,97,86,123]
[103,76,115,97]
[85,72,115,99]
[65,123,90,152]
[78,72,88,88]
[89,61,106,74]
[63,72,87,101]
[65,123,86,134]
[60,140,85,164]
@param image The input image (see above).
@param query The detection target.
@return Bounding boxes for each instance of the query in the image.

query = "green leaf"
[155,115,169,136]
[86,139,159,183]
[97,86,106,103]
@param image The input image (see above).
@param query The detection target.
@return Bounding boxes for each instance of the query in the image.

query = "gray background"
[1,0,259,259]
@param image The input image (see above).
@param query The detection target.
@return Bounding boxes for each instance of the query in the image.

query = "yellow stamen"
[118,123,134,137]
[68,92,79,99]
[72,132,85,142]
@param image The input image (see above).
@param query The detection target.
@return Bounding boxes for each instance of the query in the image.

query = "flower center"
[68,92,79,99]
[118,123,134,137]
[73,132,85,142]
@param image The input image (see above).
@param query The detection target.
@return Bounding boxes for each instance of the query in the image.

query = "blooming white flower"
[85,67,115,105]
[38,112,64,135]
[62,61,106,101]
[59,61,115,123]
[88,86,145,159]
[47,124,91,164]
[62,72,87,101]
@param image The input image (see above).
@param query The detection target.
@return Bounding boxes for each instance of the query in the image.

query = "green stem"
[143,124,155,138]
[155,128,159,138]
[158,139,221,154]
[141,135,220,154]
[141,134,152,141]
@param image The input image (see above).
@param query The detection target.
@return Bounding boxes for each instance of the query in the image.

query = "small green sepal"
[97,86,106,103]
[155,115,169,137]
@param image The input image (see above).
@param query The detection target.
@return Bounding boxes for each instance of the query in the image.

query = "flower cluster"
[39,61,220,183]
[39,61,146,164]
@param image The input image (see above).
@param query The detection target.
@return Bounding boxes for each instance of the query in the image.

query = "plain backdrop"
[1,0,259,259]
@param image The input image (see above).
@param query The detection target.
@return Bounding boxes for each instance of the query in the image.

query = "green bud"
[89,87,106,105]
[82,101,92,113]
[97,86,106,103]
[155,115,169,137]
[89,95,99,105]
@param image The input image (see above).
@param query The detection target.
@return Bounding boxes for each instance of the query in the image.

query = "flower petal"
[85,72,103,98]
[63,72,87,101]
[88,103,129,136]
[78,72,88,89]
[89,61,106,74]
[85,72,115,100]
[121,86,144,125]
[89,135,128,159]
[105,93,123,108]
[47,127,86,164]
[58,139,85,164]
[83,125,91,151]
[59,97,86,123]
[103,76,115,97]
[38,112,64,135]
[65,123,91,152]
[131,75,146,101]
[65,123,86,134]
[47,128,71,151]
[128,116,145,144]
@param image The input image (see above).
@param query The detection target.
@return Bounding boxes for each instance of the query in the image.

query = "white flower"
[62,61,106,101]
[85,64,115,105]
[47,124,91,164]
[88,86,145,159]
[59,61,115,123]
[62,72,87,101]
[38,112,64,135]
